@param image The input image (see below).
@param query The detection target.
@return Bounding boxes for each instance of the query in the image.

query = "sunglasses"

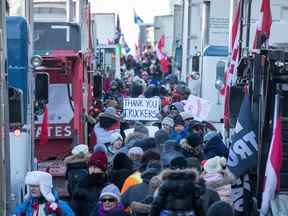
[101,198,116,203]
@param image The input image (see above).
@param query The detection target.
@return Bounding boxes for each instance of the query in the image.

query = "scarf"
[98,202,124,216]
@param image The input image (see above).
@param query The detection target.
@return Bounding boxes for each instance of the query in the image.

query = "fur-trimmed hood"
[64,153,91,165]
[180,138,194,153]
[160,168,199,182]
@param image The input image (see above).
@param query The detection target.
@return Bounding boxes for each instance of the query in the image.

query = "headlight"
[191,71,200,80]
[31,55,42,67]
[215,79,224,91]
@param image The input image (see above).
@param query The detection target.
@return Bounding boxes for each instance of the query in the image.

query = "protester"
[108,152,134,190]
[202,156,232,204]
[71,152,108,215]
[94,107,120,146]
[64,144,90,196]
[107,132,123,160]
[90,184,124,216]
[150,169,205,216]
[15,171,75,216]
[169,115,187,144]
[161,117,174,134]
[121,162,161,209]
[180,133,204,160]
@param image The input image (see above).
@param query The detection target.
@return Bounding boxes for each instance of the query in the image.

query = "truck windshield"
[34,22,81,53]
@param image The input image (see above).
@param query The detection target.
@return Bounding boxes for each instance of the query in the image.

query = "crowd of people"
[14,48,235,216]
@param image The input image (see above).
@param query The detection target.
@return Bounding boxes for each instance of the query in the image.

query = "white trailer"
[92,13,116,45]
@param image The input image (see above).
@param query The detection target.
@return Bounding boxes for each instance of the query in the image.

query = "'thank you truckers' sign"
[123,97,160,121]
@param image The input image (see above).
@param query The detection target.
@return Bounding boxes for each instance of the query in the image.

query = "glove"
[47,202,61,215]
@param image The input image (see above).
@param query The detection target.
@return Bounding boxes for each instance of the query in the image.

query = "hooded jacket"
[150,169,204,216]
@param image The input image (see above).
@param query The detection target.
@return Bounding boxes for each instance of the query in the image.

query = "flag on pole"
[114,14,122,44]
[253,0,272,49]
[156,35,169,74]
[223,0,241,129]
[121,34,131,54]
[39,106,48,145]
[134,9,144,26]
[260,96,283,216]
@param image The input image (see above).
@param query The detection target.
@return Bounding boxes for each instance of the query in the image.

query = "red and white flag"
[260,99,282,216]
[223,0,241,129]
[156,35,169,74]
[253,0,272,49]
[39,105,49,145]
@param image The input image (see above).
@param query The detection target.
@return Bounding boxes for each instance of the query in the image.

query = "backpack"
[67,168,89,195]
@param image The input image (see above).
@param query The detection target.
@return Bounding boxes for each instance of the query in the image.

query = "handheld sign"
[123,97,160,121]
[184,95,212,121]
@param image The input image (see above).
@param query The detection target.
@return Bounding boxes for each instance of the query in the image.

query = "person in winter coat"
[71,152,108,216]
[180,133,204,160]
[107,132,123,161]
[130,175,162,216]
[203,131,228,159]
[89,184,124,216]
[94,107,120,146]
[169,115,187,144]
[121,162,161,209]
[150,169,205,216]
[15,171,74,216]
[121,148,144,193]
[108,152,134,190]
[64,144,90,196]
[161,117,174,134]
[202,156,232,204]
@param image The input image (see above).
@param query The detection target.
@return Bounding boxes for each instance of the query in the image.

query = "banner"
[227,95,258,178]
[123,98,160,121]
[183,95,212,121]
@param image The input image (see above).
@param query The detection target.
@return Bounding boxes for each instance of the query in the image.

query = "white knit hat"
[162,117,174,127]
[25,171,55,202]
[128,147,144,157]
[72,144,89,156]
[204,156,226,174]
[110,132,123,144]
[99,184,121,202]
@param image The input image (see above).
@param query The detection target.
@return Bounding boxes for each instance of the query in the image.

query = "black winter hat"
[186,133,203,147]
[112,152,133,171]
[173,115,185,126]
[207,201,234,216]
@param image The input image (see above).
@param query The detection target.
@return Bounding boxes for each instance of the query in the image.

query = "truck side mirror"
[35,73,49,104]
[9,87,24,125]
[93,74,102,99]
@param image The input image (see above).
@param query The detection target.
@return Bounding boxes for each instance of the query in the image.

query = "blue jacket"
[15,192,75,216]
[169,128,187,144]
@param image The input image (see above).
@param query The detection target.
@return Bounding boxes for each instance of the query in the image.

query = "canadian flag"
[253,0,272,49]
[223,0,241,129]
[260,97,283,216]
[39,106,48,145]
[156,35,169,74]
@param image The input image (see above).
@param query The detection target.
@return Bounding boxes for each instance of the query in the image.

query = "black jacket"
[150,169,205,216]
[71,174,108,216]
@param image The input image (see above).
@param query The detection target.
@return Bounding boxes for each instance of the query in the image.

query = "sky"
[90,0,171,51]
